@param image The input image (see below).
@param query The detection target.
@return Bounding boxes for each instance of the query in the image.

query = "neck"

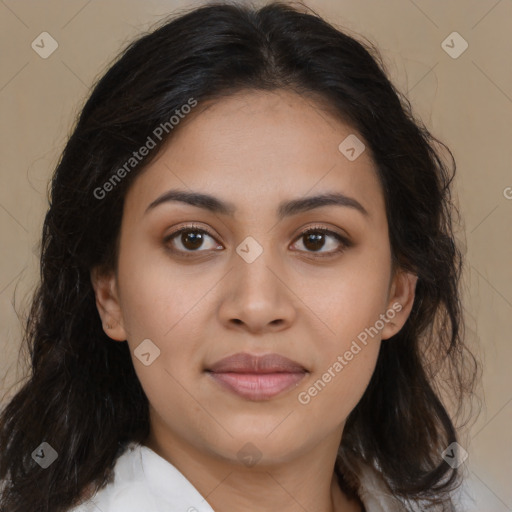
[143,426,362,512]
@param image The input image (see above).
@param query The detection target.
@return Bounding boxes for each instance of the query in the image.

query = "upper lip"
[207,352,307,374]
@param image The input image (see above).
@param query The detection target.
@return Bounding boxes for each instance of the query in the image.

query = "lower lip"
[207,371,306,401]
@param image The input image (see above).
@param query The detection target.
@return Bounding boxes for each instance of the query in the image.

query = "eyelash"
[163,223,352,259]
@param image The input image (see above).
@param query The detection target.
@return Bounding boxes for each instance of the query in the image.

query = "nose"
[217,249,297,334]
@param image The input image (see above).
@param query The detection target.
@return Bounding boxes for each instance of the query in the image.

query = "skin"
[91,89,417,512]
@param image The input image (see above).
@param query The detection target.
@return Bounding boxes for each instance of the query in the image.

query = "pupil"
[183,231,203,250]
[305,233,324,251]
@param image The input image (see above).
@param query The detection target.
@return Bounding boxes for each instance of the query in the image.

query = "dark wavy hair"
[0,1,478,511]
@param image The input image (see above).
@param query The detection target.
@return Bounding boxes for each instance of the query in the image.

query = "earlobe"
[90,266,127,342]
[381,269,418,340]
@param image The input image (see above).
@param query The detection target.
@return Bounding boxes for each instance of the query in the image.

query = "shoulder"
[66,443,158,512]
[354,459,460,512]
[66,442,214,512]
[354,460,408,512]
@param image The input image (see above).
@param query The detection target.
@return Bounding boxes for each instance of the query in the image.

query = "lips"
[206,352,308,401]
[207,352,307,373]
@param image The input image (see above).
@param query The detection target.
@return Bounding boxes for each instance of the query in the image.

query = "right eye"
[163,223,223,257]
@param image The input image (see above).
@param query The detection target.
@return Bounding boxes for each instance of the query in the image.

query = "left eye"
[291,227,350,257]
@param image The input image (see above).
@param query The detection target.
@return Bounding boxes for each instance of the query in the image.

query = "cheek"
[116,235,206,341]
[116,237,212,380]
[292,247,389,423]
[295,340,380,431]
[303,257,391,345]
[117,258,206,424]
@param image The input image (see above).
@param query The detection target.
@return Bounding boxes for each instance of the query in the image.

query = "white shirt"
[65,442,416,511]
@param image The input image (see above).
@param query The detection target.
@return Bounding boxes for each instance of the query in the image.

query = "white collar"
[75,442,215,511]
[75,442,407,511]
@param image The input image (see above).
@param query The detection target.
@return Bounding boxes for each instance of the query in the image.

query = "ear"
[381,268,418,340]
[90,266,127,341]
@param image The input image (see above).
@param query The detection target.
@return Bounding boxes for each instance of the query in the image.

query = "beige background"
[0,0,510,510]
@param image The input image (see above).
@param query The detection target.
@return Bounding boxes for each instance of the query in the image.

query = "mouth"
[205,352,308,401]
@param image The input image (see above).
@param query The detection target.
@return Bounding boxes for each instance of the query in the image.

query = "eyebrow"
[145,188,369,219]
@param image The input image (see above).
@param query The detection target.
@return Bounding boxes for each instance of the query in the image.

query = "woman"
[0,1,478,511]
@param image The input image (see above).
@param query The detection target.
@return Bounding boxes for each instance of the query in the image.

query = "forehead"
[124,89,386,225]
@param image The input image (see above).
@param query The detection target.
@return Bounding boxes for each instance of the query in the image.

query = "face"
[92,89,417,466]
